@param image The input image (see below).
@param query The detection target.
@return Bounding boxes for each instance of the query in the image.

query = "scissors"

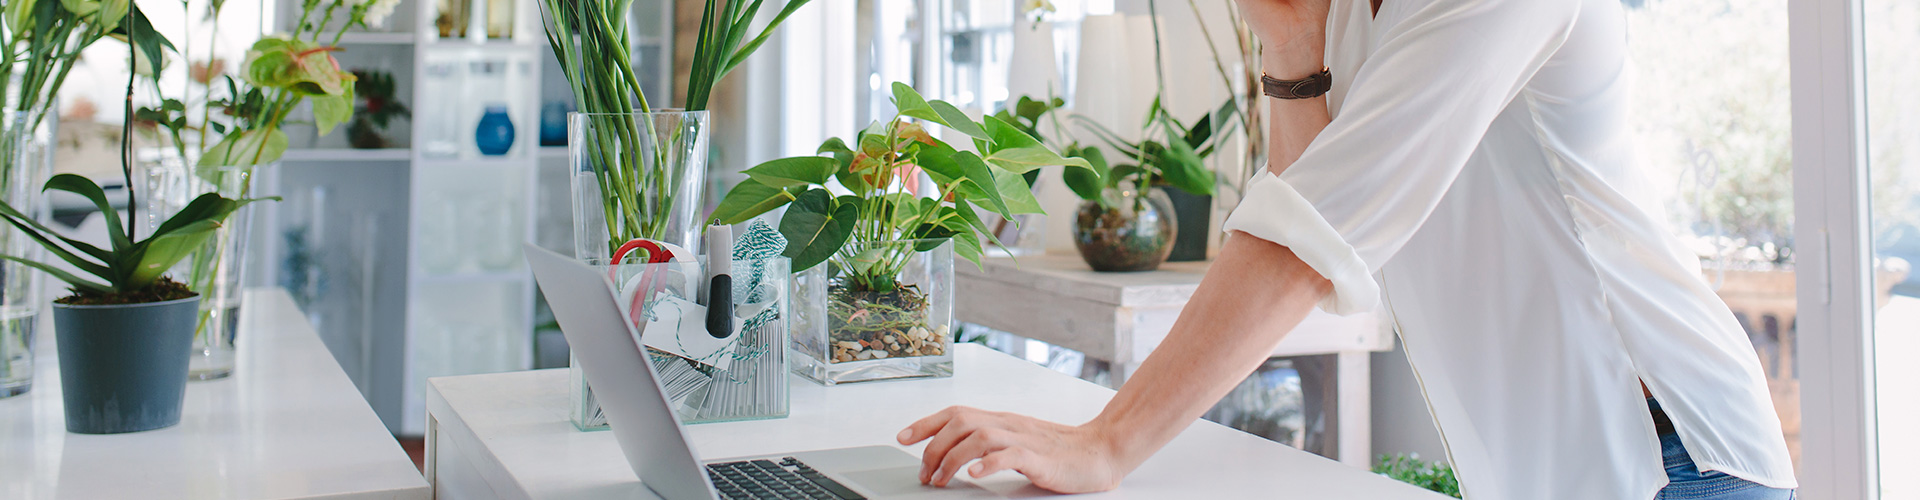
[609,239,697,328]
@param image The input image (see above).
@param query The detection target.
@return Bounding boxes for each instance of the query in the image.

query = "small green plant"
[1064,99,1233,207]
[1373,453,1462,498]
[709,82,1091,284]
[346,69,409,149]
[0,174,268,304]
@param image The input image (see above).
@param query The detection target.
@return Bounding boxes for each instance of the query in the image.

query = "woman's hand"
[1234,0,1334,77]
[898,406,1130,493]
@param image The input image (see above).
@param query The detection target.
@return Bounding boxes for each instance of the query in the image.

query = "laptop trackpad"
[840,466,995,499]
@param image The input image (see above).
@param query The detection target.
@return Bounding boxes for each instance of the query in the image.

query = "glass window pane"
[1865,1,1920,497]
[1625,0,1799,473]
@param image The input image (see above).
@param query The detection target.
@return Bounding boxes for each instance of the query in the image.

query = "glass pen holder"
[571,256,791,429]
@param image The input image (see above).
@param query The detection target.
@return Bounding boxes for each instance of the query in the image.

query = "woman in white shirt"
[896,0,1798,499]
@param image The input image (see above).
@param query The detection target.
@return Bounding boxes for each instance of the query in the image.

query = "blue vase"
[476,104,516,156]
[540,102,569,146]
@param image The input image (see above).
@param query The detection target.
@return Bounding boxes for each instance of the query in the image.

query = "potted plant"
[0,0,150,399]
[347,69,409,149]
[710,83,1089,384]
[0,19,264,432]
[1054,98,1230,271]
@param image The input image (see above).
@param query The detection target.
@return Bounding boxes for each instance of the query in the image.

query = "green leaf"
[125,219,223,289]
[200,128,290,166]
[1063,146,1109,200]
[42,174,130,252]
[743,156,839,188]
[0,204,112,280]
[777,189,856,272]
[992,168,1045,215]
[818,137,855,165]
[952,152,1010,217]
[881,192,923,227]
[153,193,240,237]
[0,199,112,262]
[0,255,111,294]
[985,146,1092,175]
[312,89,354,136]
[124,5,174,81]
[981,115,1090,173]
[930,100,988,141]
[709,178,798,225]
[908,222,956,251]
[892,82,941,123]
[1158,127,1215,196]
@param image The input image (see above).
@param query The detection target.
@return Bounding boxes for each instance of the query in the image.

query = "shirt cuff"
[1221,171,1381,315]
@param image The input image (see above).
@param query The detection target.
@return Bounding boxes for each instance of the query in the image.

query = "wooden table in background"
[954,254,1393,466]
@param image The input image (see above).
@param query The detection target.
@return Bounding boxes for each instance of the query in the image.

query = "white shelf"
[538,146,567,159]
[281,148,412,162]
[336,32,417,45]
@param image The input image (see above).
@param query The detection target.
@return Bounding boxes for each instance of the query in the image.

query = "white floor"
[1878,296,1920,499]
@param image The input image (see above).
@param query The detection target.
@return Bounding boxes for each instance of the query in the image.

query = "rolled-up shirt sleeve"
[1224,0,1581,315]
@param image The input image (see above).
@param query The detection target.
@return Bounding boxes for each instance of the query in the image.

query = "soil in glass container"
[826,280,949,363]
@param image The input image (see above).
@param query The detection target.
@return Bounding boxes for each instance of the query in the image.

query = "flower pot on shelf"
[1073,188,1177,272]
[51,295,200,434]
[145,161,264,381]
[792,240,955,385]
[0,109,54,399]
[1161,186,1211,262]
[567,110,710,430]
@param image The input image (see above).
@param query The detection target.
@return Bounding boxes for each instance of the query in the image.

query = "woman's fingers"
[919,410,988,483]
[970,447,1034,479]
[932,428,1014,487]
[898,406,963,445]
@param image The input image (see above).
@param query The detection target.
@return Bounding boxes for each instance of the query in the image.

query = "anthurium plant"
[709,83,1091,292]
[139,0,400,166]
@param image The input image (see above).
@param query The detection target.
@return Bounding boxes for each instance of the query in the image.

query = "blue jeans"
[1652,399,1796,499]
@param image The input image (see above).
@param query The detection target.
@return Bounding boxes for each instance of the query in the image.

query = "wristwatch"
[1262,68,1333,100]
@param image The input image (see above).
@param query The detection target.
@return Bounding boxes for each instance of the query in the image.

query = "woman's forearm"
[1085,234,1332,468]
[1084,41,1337,471]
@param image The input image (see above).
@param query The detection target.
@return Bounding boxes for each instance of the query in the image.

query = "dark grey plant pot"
[51,295,200,434]
[1161,187,1212,262]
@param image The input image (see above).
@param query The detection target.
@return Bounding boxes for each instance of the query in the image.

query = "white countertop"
[0,288,429,500]
[425,344,1444,499]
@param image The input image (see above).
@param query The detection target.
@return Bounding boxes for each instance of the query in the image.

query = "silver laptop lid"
[524,244,719,500]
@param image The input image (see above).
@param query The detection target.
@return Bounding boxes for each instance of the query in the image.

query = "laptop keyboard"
[706,457,868,500]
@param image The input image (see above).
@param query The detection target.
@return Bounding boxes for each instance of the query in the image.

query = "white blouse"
[1220,0,1797,498]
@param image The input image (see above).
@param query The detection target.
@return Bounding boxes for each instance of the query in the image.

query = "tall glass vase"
[0,110,54,398]
[567,111,709,430]
[146,159,262,381]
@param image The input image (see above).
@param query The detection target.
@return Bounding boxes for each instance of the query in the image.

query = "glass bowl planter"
[792,240,954,385]
[1073,188,1177,272]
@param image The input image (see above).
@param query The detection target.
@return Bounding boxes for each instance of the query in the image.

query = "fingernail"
[897,428,912,442]
[970,464,984,476]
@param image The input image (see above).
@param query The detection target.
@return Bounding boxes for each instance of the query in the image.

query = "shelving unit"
[263,0,545,435]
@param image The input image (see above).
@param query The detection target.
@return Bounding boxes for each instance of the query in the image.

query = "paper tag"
[639,296,742,372]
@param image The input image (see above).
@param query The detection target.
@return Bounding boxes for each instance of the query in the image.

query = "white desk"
[423,344,1444,499]
[0,288,429,500]
[954,254,1392,466]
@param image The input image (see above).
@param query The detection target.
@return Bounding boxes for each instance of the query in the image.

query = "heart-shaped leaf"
[777,189,857,272]
[743,156,839,188]
[710,178,799,225]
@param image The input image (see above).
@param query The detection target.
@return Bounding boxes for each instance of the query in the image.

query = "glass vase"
[146,160,263,381]
[793,240,955,385]
[570,256,792,428]
[1072,187,1177,272]
[0,110,54,398]
[568,111,710,430]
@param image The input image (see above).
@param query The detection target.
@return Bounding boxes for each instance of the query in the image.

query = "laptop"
[525,244,1012,500]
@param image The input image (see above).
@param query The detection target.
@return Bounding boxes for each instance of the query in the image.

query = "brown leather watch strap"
[1262,68,1333,100]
